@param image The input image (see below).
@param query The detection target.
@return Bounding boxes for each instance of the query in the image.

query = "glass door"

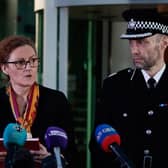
[68,17,104,168]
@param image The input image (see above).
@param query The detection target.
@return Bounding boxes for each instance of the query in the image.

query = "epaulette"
[117,68,134,75]
[107,72,117,78]
[106,68,134,79]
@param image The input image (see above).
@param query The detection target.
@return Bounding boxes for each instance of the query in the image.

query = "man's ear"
[1,64,8,75]
[162,35,168,50]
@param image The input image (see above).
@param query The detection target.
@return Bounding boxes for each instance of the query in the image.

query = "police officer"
[89,8,168,168]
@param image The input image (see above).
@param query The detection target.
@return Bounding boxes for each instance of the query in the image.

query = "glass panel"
[68,20,88,168]
[35,11,44,84]
[17,0,35,39]
[68,18,103,168]
[0,0,36,87]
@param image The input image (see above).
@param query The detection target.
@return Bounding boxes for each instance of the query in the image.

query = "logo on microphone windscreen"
[44,126,68,151]
[95,124,121,152]
[3,123,27,149]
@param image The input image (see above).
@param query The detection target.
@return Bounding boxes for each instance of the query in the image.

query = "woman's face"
[2,45,39,88]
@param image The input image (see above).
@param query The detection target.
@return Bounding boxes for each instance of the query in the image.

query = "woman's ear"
[1,64,8,75]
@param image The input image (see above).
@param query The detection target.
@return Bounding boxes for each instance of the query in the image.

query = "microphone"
[3,123,27,149]
[44,126,68,168]
[3,123,27,168]
[95,124,134,168]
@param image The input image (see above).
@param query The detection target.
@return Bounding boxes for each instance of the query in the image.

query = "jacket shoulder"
[39,85,65,95]
[39,84,68,101]
[104,68,135,82]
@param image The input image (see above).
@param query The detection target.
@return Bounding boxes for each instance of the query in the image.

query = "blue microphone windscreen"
[44,126,68,151]
[3,123,27,149]
[95,124,118,144]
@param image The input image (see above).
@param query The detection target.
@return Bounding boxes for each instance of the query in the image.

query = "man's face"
[129,34,163,71]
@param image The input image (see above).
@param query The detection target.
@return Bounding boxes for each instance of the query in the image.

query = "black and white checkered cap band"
[120,18,168,39]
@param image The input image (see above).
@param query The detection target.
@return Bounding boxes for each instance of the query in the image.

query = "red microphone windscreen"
[101,134,121,152]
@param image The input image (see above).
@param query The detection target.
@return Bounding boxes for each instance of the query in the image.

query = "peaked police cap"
[120,8,168,39]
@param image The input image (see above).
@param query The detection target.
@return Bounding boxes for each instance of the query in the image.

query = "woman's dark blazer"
[0,84,77,167]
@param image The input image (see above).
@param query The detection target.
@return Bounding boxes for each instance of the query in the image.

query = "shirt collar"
[141,64,166,83]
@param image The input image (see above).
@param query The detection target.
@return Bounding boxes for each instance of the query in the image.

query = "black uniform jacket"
[0,84,77,168]
[90,66,168,168]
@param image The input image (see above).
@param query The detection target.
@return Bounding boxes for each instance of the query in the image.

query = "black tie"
[148,78,156,89]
